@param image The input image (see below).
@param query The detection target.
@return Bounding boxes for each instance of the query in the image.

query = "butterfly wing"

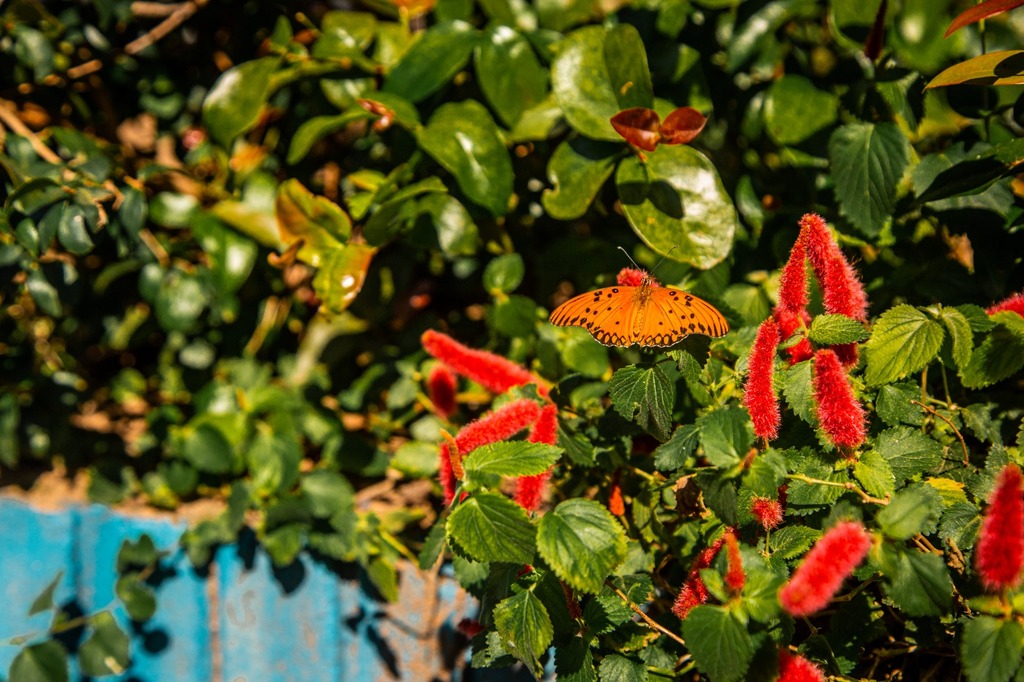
[634,287,729,346]
[549,286,639,346]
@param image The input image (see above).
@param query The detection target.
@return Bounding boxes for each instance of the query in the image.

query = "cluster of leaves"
[1,0,1024,679]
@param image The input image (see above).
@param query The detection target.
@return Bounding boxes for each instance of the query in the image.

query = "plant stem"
[910,400,969,466]
[786,473,889,505]
[608,583,687,648]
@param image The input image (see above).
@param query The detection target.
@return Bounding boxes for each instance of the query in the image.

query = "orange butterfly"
[549,268,729,347]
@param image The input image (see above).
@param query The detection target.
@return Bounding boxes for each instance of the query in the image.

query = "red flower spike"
[724,531,745,593]
[744,317,781,440]
[774,307,814,365]
[438,443,457,505]
[562,581,583,619]
[617,267,653,287]
[421,330,549,397]
[608,474,626,516]
[751,496,784,531]
[812,349,867,450]
[672,538,725,619]
[514,403,559,512]
[427,364,457,419]
[987,291,1024,318]
[610,108,662,152]
[456,618,485,638]
[778,521,872,617]
[659,107,708,145]
[778,649,826,682]
[976,464,1024,591]
[777,233,809,315]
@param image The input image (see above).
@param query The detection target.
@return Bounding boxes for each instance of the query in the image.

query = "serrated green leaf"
[875,382,924,427]
[447,492,536,564]
[417,100,513,216]
[556,637,598,682]
[616,145,737,269]
[542,137,620,220]
[463,441,562,479]
[537,499,627,594]
[938,307,974,371]
[682,605,755,682]
[782,360,815,424]
[483,253,525,294]
[653,423,700,471]
[598,654,647,682]
[854,450,896,499]
[493,590,553,677]
[865,305,945,386]
[962,615,1024,682]
[78,611,130,677]
[961,325,1024,388]
[382,21,479,103]
[879,546,952,617]
[697,406,754,468]
[808,314,869,345]
[876,484,942,540]
[939,502,981,548]
[873,427,944,484]
[609,365,674,441]
[768,525,821,560]
[829,122,910,236]
[202,56,280,146]
[10,641,69,682]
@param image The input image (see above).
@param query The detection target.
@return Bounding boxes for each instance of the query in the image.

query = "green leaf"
[828,122,910,236]
[961,324,1024,388]
[154,270,208,332]
[475,26,548,128]
[537,498,627,594]
[10,641,69,682]
[808,314,869,345]
[26,270,61,317]
[879,546,952,617]
[115,573,158,621]
[491,295,538,338]
[781,360,815,424]
[616,145,737,268]
[541,138,620,220]
[598,654,648,682]
[275,179,351,262]
[654,423,700,471]
[550,25,653,141]
[769,525,821,560]
[447,492,536,564]
[28,572,63,616]
[116,535,158,572]
[311,243,377,317]
[78,611,130,676]
[286,110,375,165]
[417,100,513,216]
[962,616,1024,682]
[608,365,674,441]
[493,590,554,677]
[875,382,924,426]
[177,422,236,474]
[366,555,399,602]
[854,450,896,499]
[483,253,525,293]
[864,305,945,386]
[382,21,479,103]
[681,605,755,682]
[913,139,1024,205]
[697,407,754,468]
[927,50,1024,88]
[873,427,943,484]
[417,521,448,570]
[57,204,93,255]
[876,484,942,540]
[262,523,305,567]
[763,75,839,146]
[463,441,562,479]
[936,307,974,371]
[202,56,281,146]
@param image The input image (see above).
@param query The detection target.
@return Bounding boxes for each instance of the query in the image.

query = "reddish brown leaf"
[863,0,888,61]
[610,107,661,152]
[658,107,707,145]
[945,0,1024,38]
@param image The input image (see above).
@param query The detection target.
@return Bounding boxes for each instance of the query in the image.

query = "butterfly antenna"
[650,246,679,277]
[617,246,643,271]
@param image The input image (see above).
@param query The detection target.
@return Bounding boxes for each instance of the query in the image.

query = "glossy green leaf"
[962,616,1024,682]
[312,242,377,316]
[763,75,839,146]
[681,605,755,682]
[829,122,910,236]
[417,100,513,216]
[447,492,536,564]
[463,441,562,479]
[192,215,258,294]
[865,305,945,386]
[616,145,737,269]
[609,365,674,441]
[493,590,553,678]
[202,56,281,146]
[26,270,61,317]
[551,25,653,141]
[286,110,375,165]
[78,611,130,676]
[927,50,1024,88]
[475,26,548,127]
[154,270,207,332]
[536,498,627,594]
[57,204,93,255]
[275,179,351,264]
[10,641,69,682]
[382,21,479,103]
[913,139,1024,206]
[542,138,620,220]
[483,253,525,293]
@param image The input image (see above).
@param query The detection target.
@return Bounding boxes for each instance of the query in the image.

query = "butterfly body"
[549,271,728,347]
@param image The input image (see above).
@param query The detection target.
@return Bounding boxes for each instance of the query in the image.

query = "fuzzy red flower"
[608,476,626,516]
[774,307,814,365]
[672,538,725,619]
[812,349,866,450]
[777,236,809,315]
[987,291,1024,318]
[562,581,583,619]
[439,399,543,505]
[778,649,825,682]
[421,330,549,397]
[751,496,784,530]
[976,464,1024,591]
[617,267,654,287]
[513,403,558,511]
[778,521,872,617]
[427,364,457,419]
[724,531,745,593]
[744,317,781,440]
[457,618,485,638]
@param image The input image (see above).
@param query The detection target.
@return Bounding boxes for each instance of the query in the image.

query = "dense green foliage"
[2,0,1024,679]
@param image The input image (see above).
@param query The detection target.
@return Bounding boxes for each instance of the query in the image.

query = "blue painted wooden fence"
[0,498,515,681]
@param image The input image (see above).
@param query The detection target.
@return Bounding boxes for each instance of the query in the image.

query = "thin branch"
[608,583,687,648]
[0,100,62,164]
[124,0,208,55]
[786,473,889,505]
[911,400,970,466]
